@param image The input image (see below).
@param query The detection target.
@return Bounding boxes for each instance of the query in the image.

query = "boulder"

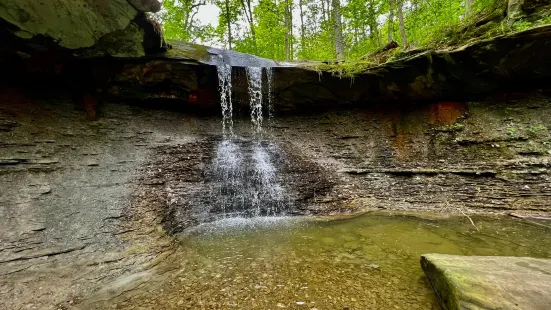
[0,0,138,49]
[421,254,551,310]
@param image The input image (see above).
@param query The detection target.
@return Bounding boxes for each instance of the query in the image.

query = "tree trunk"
[321,0,327,22]
[465,0,475,16]
[288,0,293,59]
[397,0,407,46]
[299,0,305,54]
[388,0,395,42]
[326,0,332,21]
[240,0,257,51]
[284,0,290,60]
[332,0,344,60]
[225,0,232,49]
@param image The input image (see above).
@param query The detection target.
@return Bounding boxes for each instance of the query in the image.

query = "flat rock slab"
[421,254,551,310]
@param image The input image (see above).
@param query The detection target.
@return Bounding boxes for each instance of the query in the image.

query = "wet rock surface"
[0,87,550,308]
[272,93,551,215]
[421,254,551,310]
[141,137,336,234]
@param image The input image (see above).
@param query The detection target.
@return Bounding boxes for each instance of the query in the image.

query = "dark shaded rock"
[421,254,551,310]
[0,119,17,131]
[127,0,162,13]
[76,22,146,58]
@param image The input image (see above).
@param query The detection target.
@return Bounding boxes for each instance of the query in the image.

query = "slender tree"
[284,0,293,60]
[388,0,395,42]
[225,0,233,49]
[332,0,345,60]
[397,0,407,46]
[299,0,306,53]
[240,0,257,51]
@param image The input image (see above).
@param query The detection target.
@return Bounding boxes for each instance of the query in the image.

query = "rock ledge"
[421,254,551,310]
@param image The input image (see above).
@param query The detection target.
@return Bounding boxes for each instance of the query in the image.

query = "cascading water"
[207,139,288,218]
[246,67,263,134]
[209,63,290,222]
[217,62,233,135]
[266,67,275,119]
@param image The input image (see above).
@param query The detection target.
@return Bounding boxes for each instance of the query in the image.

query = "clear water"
[104,213,551,309]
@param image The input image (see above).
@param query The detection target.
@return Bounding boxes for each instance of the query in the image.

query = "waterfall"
[217,63,233,135]
[266,67,274,119]
[209,63,290,222]
[246,67,263,133]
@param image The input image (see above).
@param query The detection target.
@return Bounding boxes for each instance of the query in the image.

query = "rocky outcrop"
[0,0,166,57]
[1,0,551,113]
[0,0,138,49]
[105,25,551,111]
[421,254,551,310]
[127,0,162,13]
[280,24,551,110]
[509,0,551,20]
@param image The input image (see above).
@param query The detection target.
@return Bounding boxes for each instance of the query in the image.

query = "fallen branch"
[460,209,480,231]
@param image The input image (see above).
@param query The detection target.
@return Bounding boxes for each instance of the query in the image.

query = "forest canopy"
[158,0,547,61]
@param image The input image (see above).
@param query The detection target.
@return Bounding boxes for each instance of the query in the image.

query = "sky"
[195,3,220,28]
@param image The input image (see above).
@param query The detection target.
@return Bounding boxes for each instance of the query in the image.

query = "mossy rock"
[0,0,138,49]
[421,254,551,310]
[164,40,211,63]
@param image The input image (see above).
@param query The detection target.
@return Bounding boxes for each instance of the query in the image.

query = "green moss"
[507,127,518,136]
[307,60,375,78]
[165,40,210,62]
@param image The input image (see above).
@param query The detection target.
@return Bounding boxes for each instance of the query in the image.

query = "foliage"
[158,0,551,62]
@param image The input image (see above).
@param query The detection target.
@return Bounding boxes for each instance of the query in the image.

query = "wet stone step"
[421,254,551,310]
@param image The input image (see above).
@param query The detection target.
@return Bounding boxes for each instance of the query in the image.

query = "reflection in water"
[103,214,551,309]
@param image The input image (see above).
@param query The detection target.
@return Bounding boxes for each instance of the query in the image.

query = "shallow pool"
[106,213,551,309]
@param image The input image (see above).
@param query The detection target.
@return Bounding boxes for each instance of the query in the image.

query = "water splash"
[207,139,290,219]
[217,63,233,135]
[211,139,243,217]
[246,67,263,134]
